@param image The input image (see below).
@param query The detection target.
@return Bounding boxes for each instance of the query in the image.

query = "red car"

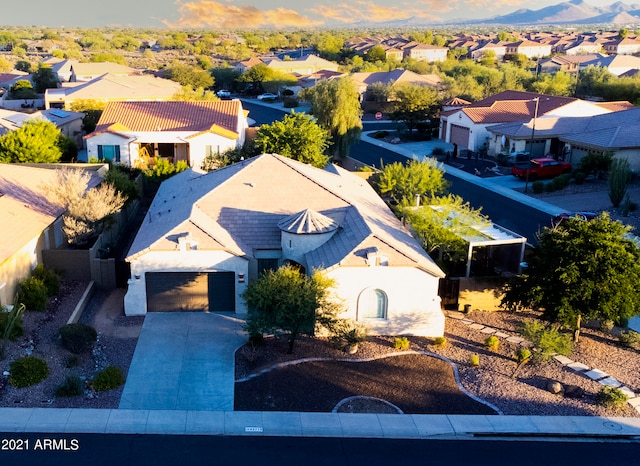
[511,157,572,181]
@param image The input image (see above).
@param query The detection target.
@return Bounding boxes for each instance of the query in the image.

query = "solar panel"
[49,109,69,118]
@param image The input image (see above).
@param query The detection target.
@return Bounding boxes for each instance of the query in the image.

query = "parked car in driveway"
[257,93,277,101]
[552,211,598,227]
[216,89,231,98]
[511,158,572,181]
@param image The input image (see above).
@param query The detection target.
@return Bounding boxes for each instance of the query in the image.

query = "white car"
[257,93,277,101]
[216,89,231,98]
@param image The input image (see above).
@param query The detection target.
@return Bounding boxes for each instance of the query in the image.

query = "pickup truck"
[511,157,572,181]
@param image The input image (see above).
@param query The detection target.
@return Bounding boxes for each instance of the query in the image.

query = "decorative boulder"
[547,380,563,394]
[564,384,585,399]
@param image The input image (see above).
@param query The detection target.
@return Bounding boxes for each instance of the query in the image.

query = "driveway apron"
[119,313,246,410]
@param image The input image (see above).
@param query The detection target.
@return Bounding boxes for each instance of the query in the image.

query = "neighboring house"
[486,103,636,162]
[579,54,640,77]
[44,59,140,83]
[0,164,101,307]
[505,40,552,58]
[85,100,249,169]
[0,70,30,90]
[401,42,448,62]
[350,69,442,102]
[236,55,339,75]
[44,73,182,110]
[0,108,85,147]
[536,54,603,75]
[603,37,640,55]
[123,154,446,337]
[440,90,628,153]
[470,42,508,62]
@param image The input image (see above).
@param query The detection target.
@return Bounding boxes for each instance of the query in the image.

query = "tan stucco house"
[124,154,446,337]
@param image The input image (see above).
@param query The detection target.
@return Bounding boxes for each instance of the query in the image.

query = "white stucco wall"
[124,250,249,316]
[85,132,133,164]
[327,266,444,337]
[281,230,336,266]
[187,132,241,170]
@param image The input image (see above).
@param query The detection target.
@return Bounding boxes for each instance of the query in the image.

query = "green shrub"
[92,366,124,391]
[9,356,49,388]
[573,171,587,185]
[470,353,480,367]
[520,320,572,360]
[552,173,571,190]
[282,97,299,108]
[433,336,447,347]
[393,337,410,350]
[544,182,556,193]
[516,348,532,364]
[103,167,140,203]
[600,319,615,333]
[32,264,60,296]
[619,330,640,349]
[18,276,48,311]
[596,386,628,411]
[484,335,499,351]
[532,180,544,194]
[59,323,97,354]
[55,375,84,397]
[65,354,80,368]
[431,147,445,156]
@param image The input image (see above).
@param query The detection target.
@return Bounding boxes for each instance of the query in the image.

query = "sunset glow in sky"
[0,0,627,28]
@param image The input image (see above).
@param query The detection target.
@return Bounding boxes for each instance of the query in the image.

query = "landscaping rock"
[547,380,563,394]
[564,385,585,399]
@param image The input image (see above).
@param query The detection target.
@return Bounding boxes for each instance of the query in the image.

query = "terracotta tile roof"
[61,73,181,101]
[95,100,243,134]
[461,91,576,124]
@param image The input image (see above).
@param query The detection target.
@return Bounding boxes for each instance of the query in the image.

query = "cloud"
[164,1,323,29]
[311,1,448,24]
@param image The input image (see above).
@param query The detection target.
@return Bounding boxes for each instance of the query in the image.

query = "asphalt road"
[2,433,639,466]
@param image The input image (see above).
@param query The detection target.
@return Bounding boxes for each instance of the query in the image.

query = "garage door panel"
[146,271,236,313]
[450,124,470,148]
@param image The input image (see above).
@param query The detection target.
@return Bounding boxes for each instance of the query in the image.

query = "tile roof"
[0,165,101,263]
[94,100,243,134]
[58,73,181,101]
[127,154,444,277]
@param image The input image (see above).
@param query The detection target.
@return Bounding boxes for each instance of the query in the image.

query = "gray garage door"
[146,271,235,312]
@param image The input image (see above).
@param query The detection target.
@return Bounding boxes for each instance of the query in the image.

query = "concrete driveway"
[119,312,246,411]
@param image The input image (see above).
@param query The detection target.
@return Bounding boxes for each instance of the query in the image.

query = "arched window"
[357,288,388,320]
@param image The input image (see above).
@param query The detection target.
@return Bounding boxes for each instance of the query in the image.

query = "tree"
[238,63,272,92]
[370,158,448,206]
[172,86,218,101]
[402,194,490,267]
[501,213,640,342]
[164,62,214,89]
[389,83,439,136]
[255,112,330,168]
[531,71,574,97]
[43,169,127,248]
[301,77,362,159]
[31,63,58,93]
[0,120,62,163]
[365,45,387,62]
[69,99,106,133]
[242,266,340,354]
[14,60,31,73]
[9,79,37,100]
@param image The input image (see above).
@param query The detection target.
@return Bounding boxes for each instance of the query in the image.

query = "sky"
[0,0,626,29]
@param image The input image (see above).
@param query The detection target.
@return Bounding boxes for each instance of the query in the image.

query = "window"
[358,288,388,319]
[257,258,279,275]
[97,145,120,162]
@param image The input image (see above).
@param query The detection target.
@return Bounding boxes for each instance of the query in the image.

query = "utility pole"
[524,97,540,194]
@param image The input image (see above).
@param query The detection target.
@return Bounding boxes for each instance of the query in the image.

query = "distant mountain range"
[461,0,640,26]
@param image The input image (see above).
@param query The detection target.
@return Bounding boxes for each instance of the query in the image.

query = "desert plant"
[17,276,48,311]
[55,375,84,397]
[433,336,447,347]
[552,173,570,190]
[470,353,480,367]
[532,180,544,194]
[31,264,60,296]
[600,319,615,334]
[331,319,368,348]
[65,354,80,368]
[282,97,299,108]
[511,348,532,378]
[596,386,628,411]
[92,366,124,391]
[609,158,632,207]
[9,356,49,388]
[619,330,640,349]
[431,147,445,156]
[59,323,97,354]
[543,182,556,193]
[0,302,25,342]
[484,335,499,351]
[371,130,390,139]
[520,320,572,360]
[393,337,410,350]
